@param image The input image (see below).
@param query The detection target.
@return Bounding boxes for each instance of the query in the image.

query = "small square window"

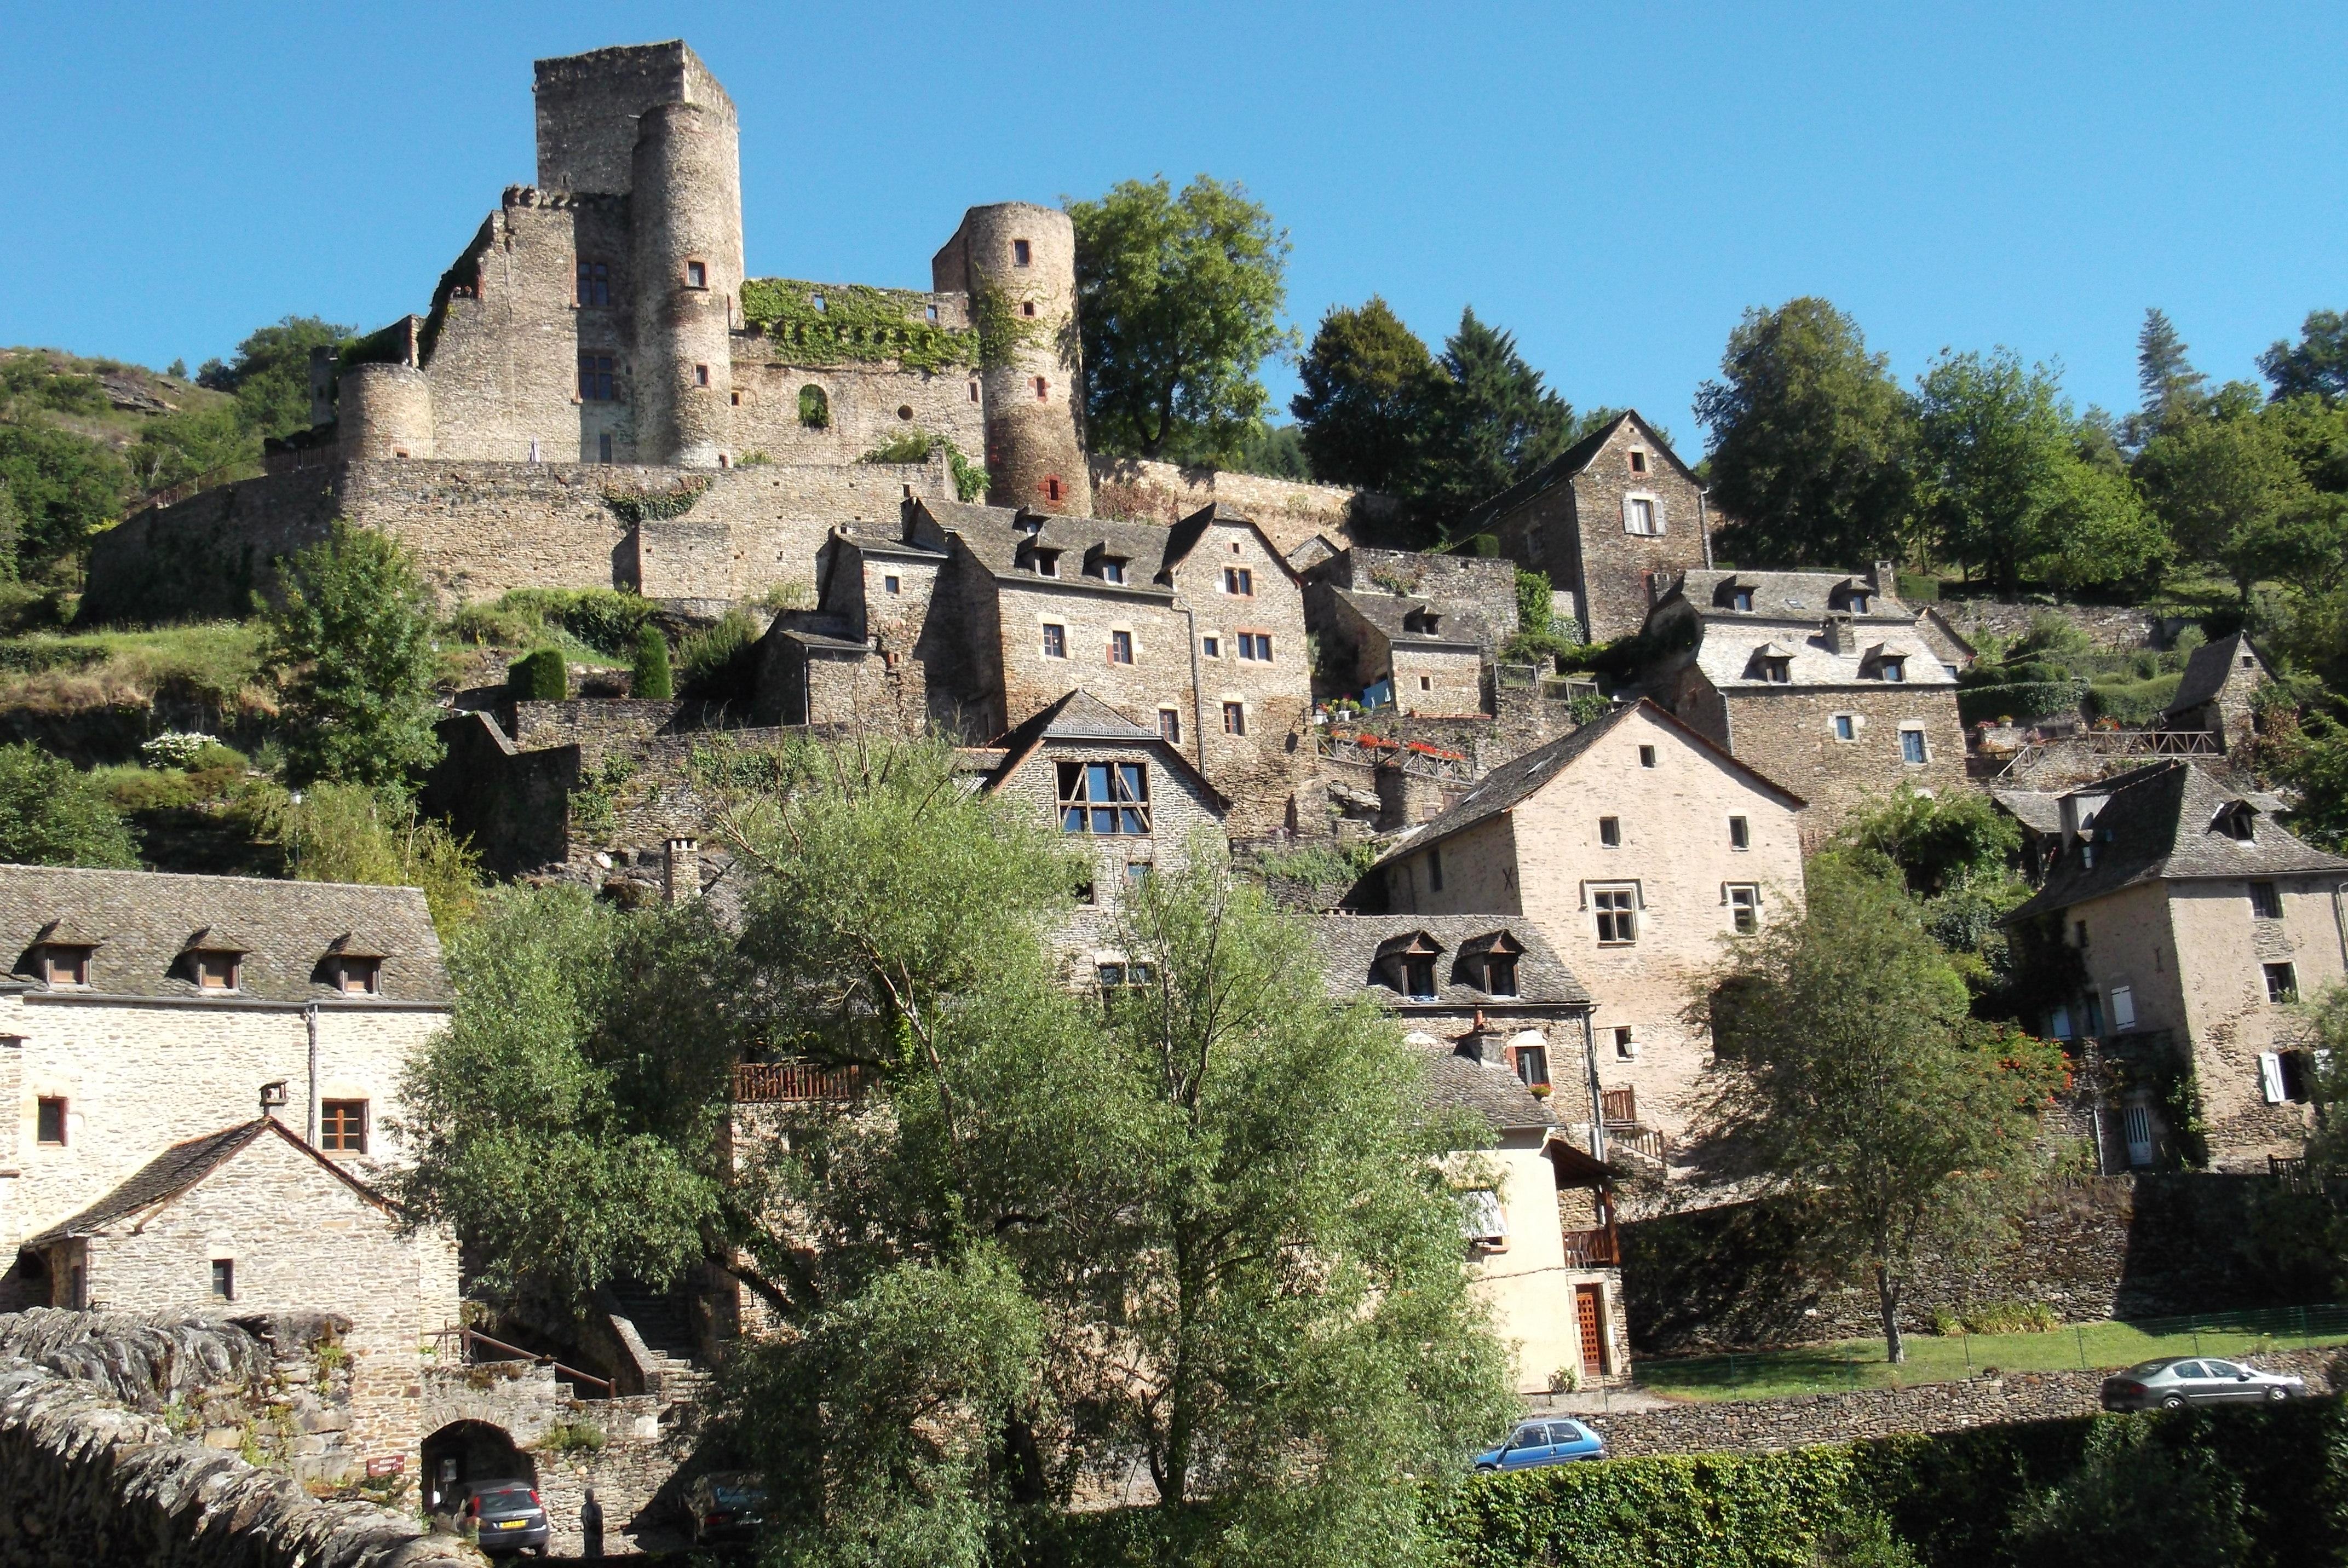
[43,948,90,987]
[37,1097,67,1146]
[1013,239,1032,266]
[193,952,238,991]
[1850,593,1871,614]
[1901,729,1927,764]
[694,364,710,388]
[1033,376,1049,400]
[2249,881,2282,919]
[1125,861,1152,888]
[1041,622,1067,659]
[1728,884,1760,933]
[333,957,381,996]
[1159,708,1182,745]
[1419,675,1432,690]
[1614,1026,1637,1060]
[926,303,940,322]
[1598,816,1621,848]
[1833,714,1856,741]
[686,260,707,289]
[1594,888,1637,944]
[883,575,902,595]
[1731,589,1754,612]
[1109,630,1134,665]
[1222,701,1246,736]
[1626,497,1660,535]
[1638,745,1656,768]
[321,1099,368,1154]
[1223,567,1253,596]
[1201,636,1221,659]
[1486,955,1519,997]
[210,1259,234,1302]
[1099,557,1124,584]
[1879,658,1905,682]
[1729,816,1750,850]
[2266,963,2299,1004]
[729,389,741,406]
[1021,299,1037,318]
[1629,450,1648,474]
[1758,656,1791,683]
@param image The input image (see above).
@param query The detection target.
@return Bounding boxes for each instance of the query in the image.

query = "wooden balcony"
[1600,1087,1637,1125]
[1561,1225,1621,1267]
[1599,1087,1667,1165]
[732,1062,868,1103]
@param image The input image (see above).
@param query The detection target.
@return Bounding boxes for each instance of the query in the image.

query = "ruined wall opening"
[798,385,829,429]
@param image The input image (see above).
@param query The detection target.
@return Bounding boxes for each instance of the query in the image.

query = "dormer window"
[331,957,382,995]
[1875,656,1906,683]
[1032,549,1060,578]
[2214,802,2257,842]
[1748,645,1792,684]
[1404,958,1437,1000]
[1731,589,1754,612]
[1485,955,1518,996]
[1404,608,1440,635]
[39,946,92,988]
[1097,556,1127,584]
[1376,932,1446,999]
[192,952,240,991]
[1849,593,1871,614]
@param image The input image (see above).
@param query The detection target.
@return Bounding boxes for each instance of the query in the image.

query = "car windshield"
[713,1486,763,1508]
[2124,1360,2174,1378]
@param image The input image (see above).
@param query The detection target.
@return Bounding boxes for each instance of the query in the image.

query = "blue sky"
[7,1,2341,451]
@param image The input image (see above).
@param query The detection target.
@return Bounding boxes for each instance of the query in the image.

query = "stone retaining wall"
[1582,1346,2342,1458]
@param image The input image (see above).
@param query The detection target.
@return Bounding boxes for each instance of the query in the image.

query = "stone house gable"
[1468,412,1711,644]
[2004,762,2348,1173]
[25,1115,460,1455]
[2159,633,2271,751]
[1366,701,1808,1185]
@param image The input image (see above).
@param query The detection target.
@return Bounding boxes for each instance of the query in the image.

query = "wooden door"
[1575,1284,1604,1379]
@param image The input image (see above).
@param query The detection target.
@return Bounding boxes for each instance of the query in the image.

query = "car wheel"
[2268,1386,2291,1402]
[2161,1394,2187,1410]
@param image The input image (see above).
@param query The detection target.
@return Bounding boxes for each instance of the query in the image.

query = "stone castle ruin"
[85,40,1119,621]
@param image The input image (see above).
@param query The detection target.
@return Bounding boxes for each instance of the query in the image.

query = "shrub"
[1929,1299,2058,1335]
[2084,673,2182,728]
[537,1420,605,1455]
[632,624,674,700]
[1895,571,1941,603]
[141,731,213,769]
[246,781,480,936]
[0,743,139,867]
[507,648,568,701]
[1567,691,1612,725]
[1957,681,2086,727]
[500,587,651,656]
[263,522,442,788]
[677,610,761,703]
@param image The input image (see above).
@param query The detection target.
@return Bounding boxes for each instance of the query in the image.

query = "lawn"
[1635,1307,2348,1403]
[0,620,267,715]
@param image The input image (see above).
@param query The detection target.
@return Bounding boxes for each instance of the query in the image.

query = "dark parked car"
[454,1478,550,1555]
[1474,1417,1605,1471]
[2100,1357,2305,1410]
[686,1471,769,1547]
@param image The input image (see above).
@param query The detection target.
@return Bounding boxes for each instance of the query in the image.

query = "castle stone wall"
[1092,456,1391,559]
[535,40,736,196]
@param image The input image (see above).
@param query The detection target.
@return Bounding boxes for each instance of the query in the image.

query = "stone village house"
[1638,566,1971,838]
[2157,632,2274,754]
[1360,701,1809,1188]
[1310,914,1631,1392]
[0,867,458,1459]
[2003,760,2348,1174]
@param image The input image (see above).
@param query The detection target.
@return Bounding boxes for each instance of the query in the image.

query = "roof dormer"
[2212,800,2257,842]
[29,920,100,989]
[1746,644,1794,684]
[1403,606,1442,635]
[1373,931,1445,1000]
[179,927,250,991]
[1458,930,1524,996]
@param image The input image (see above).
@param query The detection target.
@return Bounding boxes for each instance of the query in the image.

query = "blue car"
[1475,1417,1606,1471]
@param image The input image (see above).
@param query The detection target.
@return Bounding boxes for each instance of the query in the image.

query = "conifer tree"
[1418,307,1577,515]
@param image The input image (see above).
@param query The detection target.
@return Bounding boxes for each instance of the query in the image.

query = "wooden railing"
[1995,729,2219,781]
[1562,1226,1621,1267]
[1600,1088,1638,1125]
[732,1061,868,1103]
[1607,1125,1668,1165]
[428,1324,613,1396]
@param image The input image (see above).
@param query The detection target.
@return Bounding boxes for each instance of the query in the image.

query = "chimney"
[1459,1008,1506,1066]
[665,838,701,903]
[259,1080,290,1120]
[1871,560,1897,594]
[1825,615,1858,655]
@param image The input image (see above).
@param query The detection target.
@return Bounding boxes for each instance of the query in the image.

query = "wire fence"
[1628,1303,2348,1402]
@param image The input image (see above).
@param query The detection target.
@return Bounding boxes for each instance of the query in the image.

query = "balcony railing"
[733,1062,868,1103]
[1599,1087,1638,1125]
[1607,1125,1668,1165]
[1562,1225,1621,1267]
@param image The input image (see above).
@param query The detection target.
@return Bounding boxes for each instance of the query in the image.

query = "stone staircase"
[606,1283,710,1405]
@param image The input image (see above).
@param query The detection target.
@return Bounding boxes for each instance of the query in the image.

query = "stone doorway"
[422,1420,536,1517]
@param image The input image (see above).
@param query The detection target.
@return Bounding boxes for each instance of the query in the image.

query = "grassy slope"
[0,347,239,456]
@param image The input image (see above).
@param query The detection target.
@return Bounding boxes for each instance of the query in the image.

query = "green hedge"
[2086,673,2183,727]
[1958,680,2085,727]
[506,648,567,701]
[632,624,674,701]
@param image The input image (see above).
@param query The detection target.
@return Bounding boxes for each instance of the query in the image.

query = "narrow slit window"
[1598,816,1621,848]
[1728,815,1750,850]
[1428,848,1444,892]
[1012,239,1032,266]
[694,364,710,388]
[210,1259,234,1302]
[1033,377,1049,400]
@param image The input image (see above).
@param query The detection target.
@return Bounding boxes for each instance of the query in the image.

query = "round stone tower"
[336,363,435,460]
[933,203,1090,514]
[631,100,742,468]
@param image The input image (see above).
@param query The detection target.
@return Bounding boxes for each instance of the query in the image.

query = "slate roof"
[1674,568,1912,623]
[0,866,450,1004]
[1460,411,1698,531]
[1376,699,1804,865]
[1414,1044,1557,1134]
[1330,588,1484,652]
[2162,633,2263,717]
[1689,621,1957,690]
[1311,914,1591,1008]
[982,689,1230,811]
[25,1118,399,1246]
[2007,760,2348,920]
[1992,789,2067,835]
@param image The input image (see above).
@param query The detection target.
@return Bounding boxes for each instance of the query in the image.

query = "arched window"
[798,385,830,430]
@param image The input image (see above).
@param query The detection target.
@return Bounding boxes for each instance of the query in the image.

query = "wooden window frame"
[1223,566,1254,597]
[192,951,240,991]
[1221,701,1246,736]
[1041,622,1068,660]
[1108,629,1135,665]
[332,957,382,996]
[320,1099,369,1154]
[42,948,91,988]
[1057,760,1152,836]
[1593,886,1638,945]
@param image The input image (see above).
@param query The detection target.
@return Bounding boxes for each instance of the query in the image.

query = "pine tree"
[1419,308,1576,516]
[2132,307,2208,443]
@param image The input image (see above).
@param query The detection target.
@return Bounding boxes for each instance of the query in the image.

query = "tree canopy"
[197,314,351,440]
[2260,309,2348,405]
[262,522,445,788]
[1071,176,1296,465]
[1291,297,1440,499]
[1414,308,1580,517]
[0,742,139,868]
[1695,298,1915,569]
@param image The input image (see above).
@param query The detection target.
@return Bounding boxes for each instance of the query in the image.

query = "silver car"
[2100,1356,2305,1410]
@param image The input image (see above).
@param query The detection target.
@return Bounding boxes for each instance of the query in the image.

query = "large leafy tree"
[2137,407,2338,602]
[1699,859,2065,1362]
[399,737,1510,1566]
[1694,298,1916,568]
[0,743,139,868]
[2260,309,2348,405]
[1290,297,1442,498]
[0,420,130,573]
[197,314,351,440]
[1069,176,1296,465]
[263,521,445,787]
[1913,349,2166,596]
[1416,308,1578,516]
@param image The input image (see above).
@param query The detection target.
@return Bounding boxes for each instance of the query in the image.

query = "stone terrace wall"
[1579,1346,2340,1458]
[0,1309,476,1566]
[1090,456,1399,559]
[1932,599,2178,652]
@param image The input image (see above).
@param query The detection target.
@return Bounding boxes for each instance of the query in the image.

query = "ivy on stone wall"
[972,284,1041,372]
[740,280,977,374]
[601,478,711,525]
[860,434,988,503]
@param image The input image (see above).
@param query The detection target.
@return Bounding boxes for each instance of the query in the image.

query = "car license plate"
[497,1519,528,1530]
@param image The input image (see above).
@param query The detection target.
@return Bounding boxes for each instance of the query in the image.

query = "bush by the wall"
[2085,674,2182,727]
[507,648,567,701]
[677,610,760,704]
[632,625,674,701]
[1958,681,2085,727]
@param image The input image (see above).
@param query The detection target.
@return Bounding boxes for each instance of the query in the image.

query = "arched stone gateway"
[422,1419,537,1517]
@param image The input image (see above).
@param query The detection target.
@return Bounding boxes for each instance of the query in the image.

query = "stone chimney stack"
[1871,560,1897,595]
[665,837,701,903]
[1458,1009,1505,1066]
[1825,615,1858,655]
[260,1080,290,1120]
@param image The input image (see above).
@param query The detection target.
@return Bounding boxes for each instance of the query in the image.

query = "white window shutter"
[2260,1052,2287,1105]
[2110,986,2135,1031]
[1459,1189,1507,1244]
